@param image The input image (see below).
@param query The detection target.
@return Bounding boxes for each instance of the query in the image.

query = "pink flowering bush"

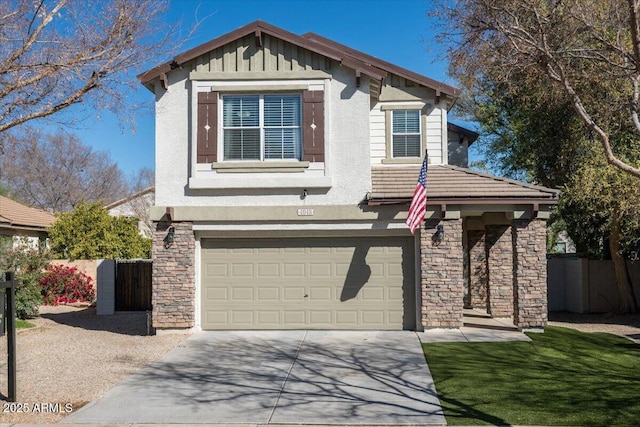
[39,264,96,305]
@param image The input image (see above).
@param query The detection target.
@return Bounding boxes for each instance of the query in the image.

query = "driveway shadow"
[65,331,452,425]
[40,306,150,336]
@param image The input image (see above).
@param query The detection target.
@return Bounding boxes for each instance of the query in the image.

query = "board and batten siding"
[190,34,332,74]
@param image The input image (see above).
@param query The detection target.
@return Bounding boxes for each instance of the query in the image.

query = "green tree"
[434,0,640,312]
[560,142,640,312]
[0,237,51,319]
[435,0,640,178]
[48,202,151,260]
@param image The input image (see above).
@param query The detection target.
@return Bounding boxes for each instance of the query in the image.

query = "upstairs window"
[392,110,421,157]
[222,94,302,161]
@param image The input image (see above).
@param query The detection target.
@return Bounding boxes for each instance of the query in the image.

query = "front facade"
[140,21,558,332]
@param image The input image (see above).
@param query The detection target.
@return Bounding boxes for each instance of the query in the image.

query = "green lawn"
[423,327,640,426]
[16,319,35,329]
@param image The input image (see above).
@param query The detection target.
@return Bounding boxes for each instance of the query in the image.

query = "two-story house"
[139,21,558,332]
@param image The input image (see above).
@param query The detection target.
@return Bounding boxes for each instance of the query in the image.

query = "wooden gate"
[115,260,152,311]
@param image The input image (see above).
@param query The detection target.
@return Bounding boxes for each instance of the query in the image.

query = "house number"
[297,208,314,216]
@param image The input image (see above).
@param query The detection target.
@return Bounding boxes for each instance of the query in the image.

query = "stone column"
[421,218,464,328]
[467,229,488,310]
[152,221,195,329]
[485,225,514,318]
[513,219,548,329]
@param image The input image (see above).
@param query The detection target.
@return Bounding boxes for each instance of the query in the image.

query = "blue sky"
[72,0,470,177]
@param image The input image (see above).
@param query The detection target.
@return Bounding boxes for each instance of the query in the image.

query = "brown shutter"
[302,90,324,162]
[197,91,218,163]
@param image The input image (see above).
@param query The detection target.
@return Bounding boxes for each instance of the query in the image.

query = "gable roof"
[368,165,560,205]
[138,20,460,98]
[0,196,55,231]
[448,123,479,145]
[104,187,155,211]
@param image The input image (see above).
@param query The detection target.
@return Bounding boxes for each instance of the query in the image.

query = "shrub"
[39,264,95,305]
[0,238,50,319]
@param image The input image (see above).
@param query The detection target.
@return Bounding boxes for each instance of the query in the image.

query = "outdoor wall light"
[435,224,445,241]
[164,226,175,249]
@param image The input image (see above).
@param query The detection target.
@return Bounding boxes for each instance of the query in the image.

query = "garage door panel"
[231,287,254,301]
[284,263,306,277]
[361,286,384,301]
[231,311,254,325]
[336,311,358,325]
[282,287,305,301]
[257,287,280,301]
[284,311,305,323]
[309,263,332,277]
[201,237,415,330]
[388,287,403,301]
[309,310,332,324]
[205,311,228,326]
[231,264,254,277]
[205,264,228,278]
[205,287,228,302]
[309,287,332,301]
[257,263,280,277]
[257,311,280,324]
[361,310,385,325]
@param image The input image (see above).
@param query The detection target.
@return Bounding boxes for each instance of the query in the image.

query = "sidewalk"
[419,309,533,343]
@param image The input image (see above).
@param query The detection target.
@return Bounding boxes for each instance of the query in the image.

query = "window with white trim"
[391,110,421,157]
[222,94,302,161]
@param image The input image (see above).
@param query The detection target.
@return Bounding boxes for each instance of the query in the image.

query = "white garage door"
[200,237,415,330]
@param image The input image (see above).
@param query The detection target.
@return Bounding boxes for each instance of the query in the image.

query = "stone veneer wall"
[421,218,464,328]
[152,221,195,329]
[467,230,488,310]
[485,225,514,317]
[513,219,548,329]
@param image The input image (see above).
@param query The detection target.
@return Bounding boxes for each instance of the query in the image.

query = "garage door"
[200,237,415,330]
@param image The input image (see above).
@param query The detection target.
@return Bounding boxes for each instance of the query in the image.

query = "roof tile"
[0,196,55,229]
[370,165,560,202]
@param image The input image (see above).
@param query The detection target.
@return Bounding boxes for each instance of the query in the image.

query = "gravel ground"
[549,311,640,340]
[0,304,188,424]
[1,306,638,424]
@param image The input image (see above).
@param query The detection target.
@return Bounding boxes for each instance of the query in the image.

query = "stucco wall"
[51,259,98,285]
[447,133,469,168]
[155,64,372,208]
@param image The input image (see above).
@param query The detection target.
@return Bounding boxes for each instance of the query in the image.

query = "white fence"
[548,257,640,313]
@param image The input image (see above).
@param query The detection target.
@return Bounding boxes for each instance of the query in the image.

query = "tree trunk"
[609,218,639,313]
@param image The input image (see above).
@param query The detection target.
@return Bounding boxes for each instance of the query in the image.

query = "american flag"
[406,155,428,234]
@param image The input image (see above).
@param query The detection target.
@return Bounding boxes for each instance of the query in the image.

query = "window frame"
[390,109,422,158]
[381,103,428,164]
[220,93,303,162]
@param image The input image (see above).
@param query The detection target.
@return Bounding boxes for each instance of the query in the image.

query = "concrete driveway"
[65,330,445,425]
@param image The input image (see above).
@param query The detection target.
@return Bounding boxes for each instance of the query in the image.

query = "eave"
[138,20,460,99]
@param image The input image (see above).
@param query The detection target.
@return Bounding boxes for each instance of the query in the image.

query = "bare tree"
[436,0,640,178]
[128,166,155,193]
[0,0,170,136]
[122,166,155,237]
[0,129,128,212]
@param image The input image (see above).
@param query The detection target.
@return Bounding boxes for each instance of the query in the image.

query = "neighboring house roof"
[0,195,55,231]
[368,165,560,205]
[104,187,155,211]
[138,20,460,98]
[448,123,479,146]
